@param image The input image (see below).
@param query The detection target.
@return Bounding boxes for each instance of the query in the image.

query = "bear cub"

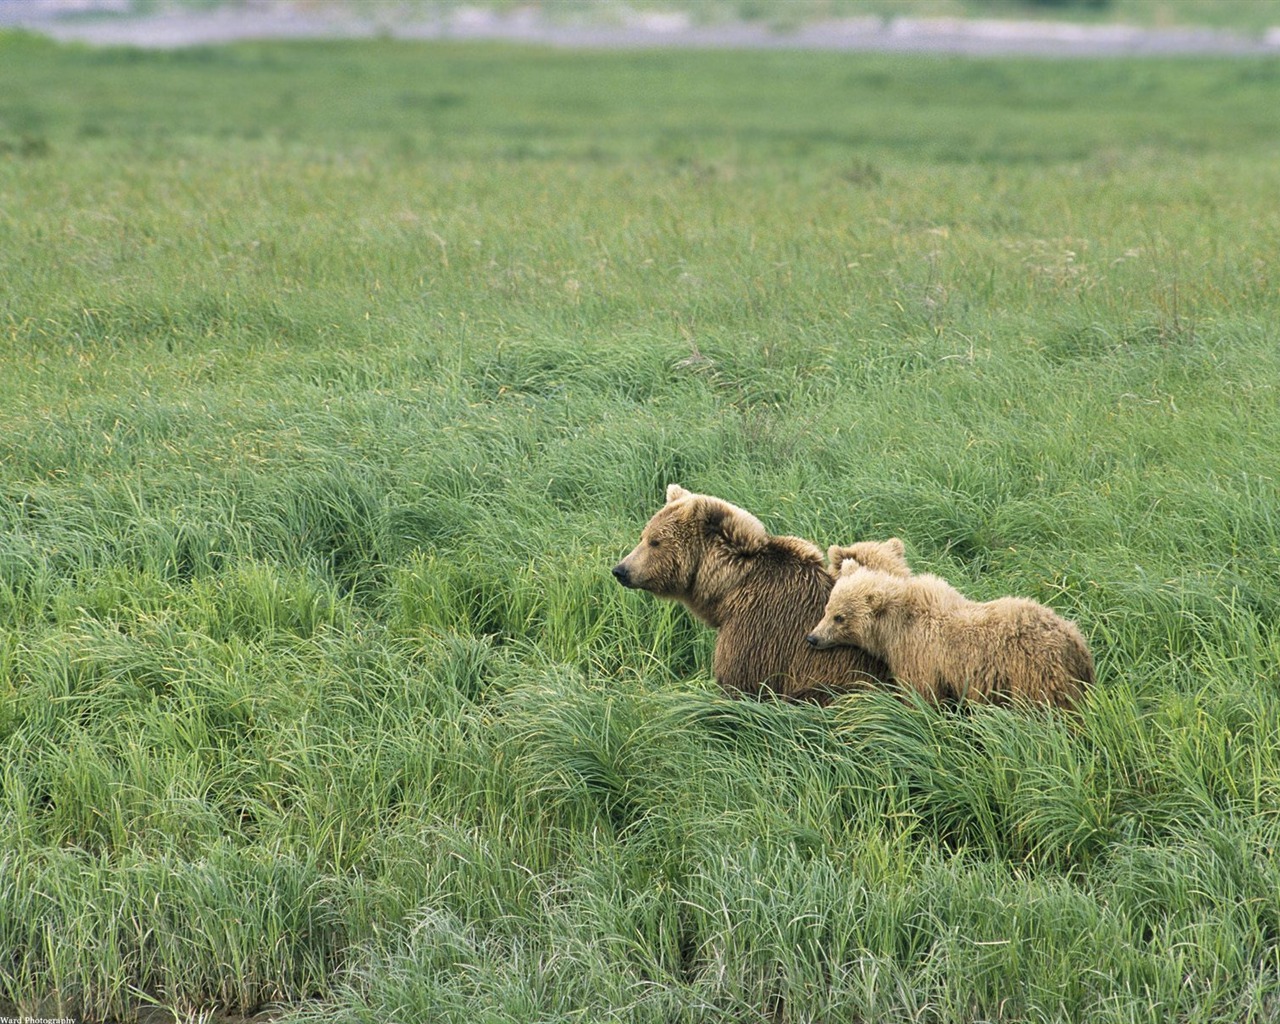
[807,551,1092,710]
[825,537,910,578]
[613,485,888,704]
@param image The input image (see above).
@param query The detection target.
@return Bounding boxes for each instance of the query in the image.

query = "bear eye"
[648,538,661,549]
[833,614,845,624]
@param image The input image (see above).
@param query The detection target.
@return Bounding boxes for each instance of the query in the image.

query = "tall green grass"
[2,30,1280,1022]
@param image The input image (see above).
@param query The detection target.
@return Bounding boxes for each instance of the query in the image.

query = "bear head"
[825,537,909,578]
[805,562,898,651]
[612,483,769,623]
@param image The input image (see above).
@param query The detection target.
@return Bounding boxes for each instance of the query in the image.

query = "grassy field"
[3,30,1280,1023]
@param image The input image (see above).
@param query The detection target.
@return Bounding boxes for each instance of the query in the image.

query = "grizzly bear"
[806,563,1093,709]
[826,537,910,578]
[612,485,889,704]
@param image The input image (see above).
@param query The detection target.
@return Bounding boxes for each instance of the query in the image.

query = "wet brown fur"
[808,565,1093,710]
[613,485,889,704]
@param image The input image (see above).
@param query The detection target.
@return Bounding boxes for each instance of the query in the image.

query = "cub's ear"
[886,538,906,557]
[704,499,767,554]
[827,544,855,572]
[666,483,692,503]
[838,558,861,577]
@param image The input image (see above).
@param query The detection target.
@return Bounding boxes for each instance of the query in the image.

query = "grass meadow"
[3,30,1280,1023]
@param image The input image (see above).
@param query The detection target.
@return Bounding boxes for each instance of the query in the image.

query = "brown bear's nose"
[612,564,632,586]
[805,633,820,647]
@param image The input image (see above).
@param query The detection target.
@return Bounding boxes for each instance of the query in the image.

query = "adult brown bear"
[613,485,888,704]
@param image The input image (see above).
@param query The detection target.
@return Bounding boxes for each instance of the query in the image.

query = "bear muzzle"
[611,563,635,587]
[805,632,832,650]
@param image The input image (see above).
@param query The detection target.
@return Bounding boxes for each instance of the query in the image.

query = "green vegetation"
[3,31,1280,1023]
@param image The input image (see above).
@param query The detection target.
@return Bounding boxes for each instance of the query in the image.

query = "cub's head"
[825,537,909,578]
[806,562,898,651]
[612,484,768,615]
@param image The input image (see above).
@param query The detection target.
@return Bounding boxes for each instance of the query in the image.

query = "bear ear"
[666,484,692,504]
[886,538,906,557]
[838,558,861,577]
[704,499,768,554]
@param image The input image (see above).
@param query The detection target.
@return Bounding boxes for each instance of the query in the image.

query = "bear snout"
[612,563,633,587]
[805,633,820,647]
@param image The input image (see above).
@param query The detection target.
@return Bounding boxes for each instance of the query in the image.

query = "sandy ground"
[3,0,1279,54]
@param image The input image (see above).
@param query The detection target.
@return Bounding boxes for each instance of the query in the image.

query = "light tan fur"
[826,537,910,578]
[613,484,889,704]
[807,564,1092,709]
